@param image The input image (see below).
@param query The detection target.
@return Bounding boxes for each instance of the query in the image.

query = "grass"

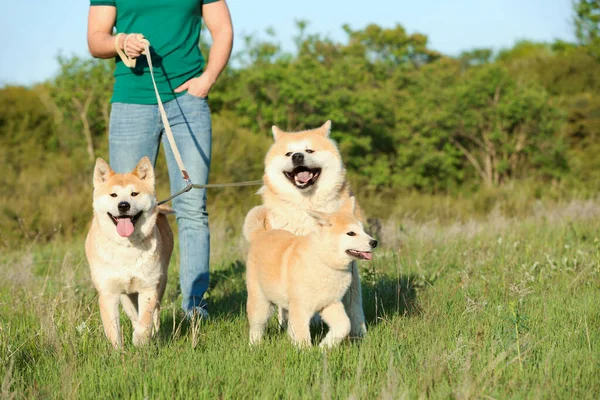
[1,199,599,399]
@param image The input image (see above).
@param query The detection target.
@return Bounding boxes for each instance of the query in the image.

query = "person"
[87,0,233,318]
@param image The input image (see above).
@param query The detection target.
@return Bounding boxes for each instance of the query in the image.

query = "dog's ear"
[307,210,332,227]
[318,120,332,138]
[272,125,286,142]
[93,158,114,187]
[132,156,155,186]
[339,196,356,215]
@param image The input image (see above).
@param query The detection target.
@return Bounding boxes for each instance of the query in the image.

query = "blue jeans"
[109,93,212,314]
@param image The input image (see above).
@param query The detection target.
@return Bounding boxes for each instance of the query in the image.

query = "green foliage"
[451,64,566,185]
[48,56,114,159]
[495,31,600,189]
[0,86,55,166]
[497,40,600,96]
[574,0,600,59]
[459,48,493,68]
[1,20,600,247]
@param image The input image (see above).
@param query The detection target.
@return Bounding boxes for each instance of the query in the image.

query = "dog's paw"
[318,340,342,350]
[291,338,312,349]
[318,338,336,349]
[249,329,263,345]
[319,331,350,349]
[132,328,151,346]
[110,338,123,350]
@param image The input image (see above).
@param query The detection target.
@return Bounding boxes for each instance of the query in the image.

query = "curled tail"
[243,206,271,242]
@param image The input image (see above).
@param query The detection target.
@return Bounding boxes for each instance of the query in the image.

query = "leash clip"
[182,171,193,188]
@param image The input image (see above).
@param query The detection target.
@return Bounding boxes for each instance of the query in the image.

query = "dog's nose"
[292,153,304,164]
[118,201,130,213]
[370,239,378,248]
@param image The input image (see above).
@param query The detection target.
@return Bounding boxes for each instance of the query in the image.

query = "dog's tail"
[243,206,271,242]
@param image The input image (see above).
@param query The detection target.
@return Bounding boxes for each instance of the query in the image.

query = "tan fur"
[242,206,271,242]
[244,198,376,348]
[85,157,173,349]
[257,121,369,337]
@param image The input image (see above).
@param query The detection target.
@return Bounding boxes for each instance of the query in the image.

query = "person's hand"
[174,73,216,98]
[120,34,145,59]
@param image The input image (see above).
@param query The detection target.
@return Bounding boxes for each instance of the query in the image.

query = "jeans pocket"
[186,91,208,100]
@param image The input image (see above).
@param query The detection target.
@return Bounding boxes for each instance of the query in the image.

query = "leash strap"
[156,180,264,206]
[115,33,191,183]
[114,33,136,68]
[114,33,263,205]
[143,39,192,183]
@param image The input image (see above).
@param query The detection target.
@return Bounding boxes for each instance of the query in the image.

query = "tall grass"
[1,199,598,398]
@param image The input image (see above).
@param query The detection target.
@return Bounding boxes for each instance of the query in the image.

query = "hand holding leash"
[123,34,146,59]
[114,33,149,68]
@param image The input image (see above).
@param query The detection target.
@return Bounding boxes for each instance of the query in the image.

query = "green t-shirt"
[90,0,219,104]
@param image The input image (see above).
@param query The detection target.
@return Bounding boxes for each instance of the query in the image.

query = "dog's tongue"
[116,218,134,237]
[359,252,373,261]
[296,171,312,183]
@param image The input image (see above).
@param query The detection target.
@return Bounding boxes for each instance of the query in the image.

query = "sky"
[0,0,576,86]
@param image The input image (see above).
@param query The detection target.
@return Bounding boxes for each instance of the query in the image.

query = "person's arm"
[87,5,145,59]
[201,0,234,85]
[174,0,234,97]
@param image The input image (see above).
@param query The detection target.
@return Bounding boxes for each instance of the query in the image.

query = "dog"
[257,120,369,337]
[85,157,174,348]
[243,197,377,348]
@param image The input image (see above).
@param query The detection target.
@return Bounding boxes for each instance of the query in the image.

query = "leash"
[114,33,262,205]
[156,180,264,206]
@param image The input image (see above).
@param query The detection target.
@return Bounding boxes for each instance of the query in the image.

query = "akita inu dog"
[243,197,377,348]
[85,157,173,348]
[257,120,369,337]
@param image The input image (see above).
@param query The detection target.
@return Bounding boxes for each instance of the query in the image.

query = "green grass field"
[1,199,599,399]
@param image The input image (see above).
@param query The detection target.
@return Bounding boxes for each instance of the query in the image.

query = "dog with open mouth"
[243,197,377,348]
[85,157,174,349]
[257,120,370,337]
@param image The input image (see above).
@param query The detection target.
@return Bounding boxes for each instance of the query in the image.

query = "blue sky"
[0,0,575,86]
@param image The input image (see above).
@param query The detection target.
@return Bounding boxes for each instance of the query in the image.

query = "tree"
[0,86,55,172]
[574,0,600,59]
[392,57,465,192]
[48,56,114,160]
[459,48,494,70]
[449,65,566,186]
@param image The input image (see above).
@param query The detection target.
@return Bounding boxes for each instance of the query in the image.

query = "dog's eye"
[285,152,292,157]
[347,231,356,236]
[131,192,139,197]
[306,149,314,154]
[110,193,117,198]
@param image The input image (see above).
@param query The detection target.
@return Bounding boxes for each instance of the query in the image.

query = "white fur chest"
[308,267,353,310]
[89,231,164,295]
[268,197,343,236]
